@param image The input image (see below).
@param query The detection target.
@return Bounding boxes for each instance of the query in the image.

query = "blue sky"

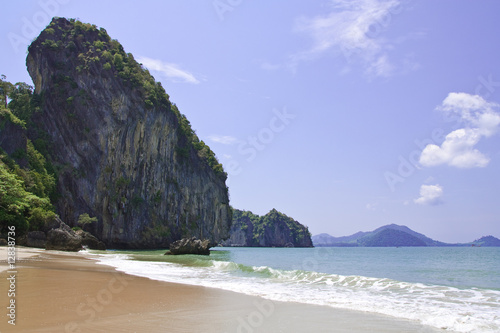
[2,0,500,242]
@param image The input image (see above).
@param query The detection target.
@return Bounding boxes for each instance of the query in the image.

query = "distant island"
[222,208,313,247]
[313,224,500,247]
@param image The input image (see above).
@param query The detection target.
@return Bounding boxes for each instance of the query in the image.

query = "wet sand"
[0,247,444,333]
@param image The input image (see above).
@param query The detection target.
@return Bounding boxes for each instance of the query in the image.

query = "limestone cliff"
[25,18,231,248]
[223,209,313,247]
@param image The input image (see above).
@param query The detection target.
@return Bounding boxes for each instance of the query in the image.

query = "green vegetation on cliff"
[12,17,231,248]
[1,17,230,246]
[0,103,56,235]
[224,208,313,247]
[36,18,225,179]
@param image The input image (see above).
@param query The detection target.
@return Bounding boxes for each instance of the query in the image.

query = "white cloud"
[137,56,200,84]
[420,93,500,168]
[208,135,238,145]
[440,92,500,136]
[414,184,443,206]
[290,0,415,77]
[420,129,489,168]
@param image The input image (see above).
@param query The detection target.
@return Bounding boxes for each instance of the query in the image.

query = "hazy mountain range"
[313,224,500,247]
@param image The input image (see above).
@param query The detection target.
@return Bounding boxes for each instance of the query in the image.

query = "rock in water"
[26,18,231,248]
[166,237,211,255]
[75,230,106,250]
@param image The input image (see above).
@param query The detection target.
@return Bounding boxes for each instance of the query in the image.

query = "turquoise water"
[211,247,500,290]
[87,247,500,332]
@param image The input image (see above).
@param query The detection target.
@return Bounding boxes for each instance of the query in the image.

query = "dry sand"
[0,246,444,333]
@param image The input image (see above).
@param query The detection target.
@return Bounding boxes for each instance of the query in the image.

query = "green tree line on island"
[0,75,56,235]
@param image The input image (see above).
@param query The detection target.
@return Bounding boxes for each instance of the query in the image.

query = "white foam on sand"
[90,252,500,333]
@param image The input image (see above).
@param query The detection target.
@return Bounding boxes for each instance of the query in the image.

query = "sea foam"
[88,251,500,333]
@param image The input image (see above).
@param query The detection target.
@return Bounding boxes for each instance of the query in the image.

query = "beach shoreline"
[0,246,445,333]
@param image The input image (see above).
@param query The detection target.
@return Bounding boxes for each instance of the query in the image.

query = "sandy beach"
[0,246,444,333]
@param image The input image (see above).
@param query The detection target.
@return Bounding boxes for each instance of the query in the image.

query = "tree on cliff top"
[0,75,14,109]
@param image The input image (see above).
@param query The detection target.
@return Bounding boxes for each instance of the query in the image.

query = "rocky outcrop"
[75,229,106,250]
[45,218,106,251]
[46,227,82,251]
[15,215,106,251]
[166,237,211,255]
[223,209,313,247]
[26,231,47,248]
[26,18,231,248]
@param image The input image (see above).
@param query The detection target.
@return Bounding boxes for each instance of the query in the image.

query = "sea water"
[85,247,500,332]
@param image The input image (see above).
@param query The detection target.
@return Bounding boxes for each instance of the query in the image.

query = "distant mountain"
[312,231,369,245]
[359,229,427,247]
[312,224,435,247]
[370,224,444,246]
[313,224,499,247]
[312,233,335,245]
[471,236,500,247]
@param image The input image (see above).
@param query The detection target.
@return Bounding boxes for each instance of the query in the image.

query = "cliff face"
[25,18,231,248]
[224,209,313,247]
